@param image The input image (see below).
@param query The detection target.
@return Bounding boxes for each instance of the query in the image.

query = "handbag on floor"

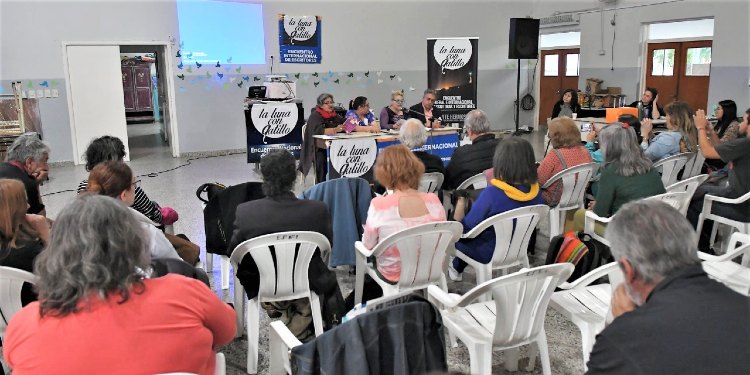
[545,231,612,283]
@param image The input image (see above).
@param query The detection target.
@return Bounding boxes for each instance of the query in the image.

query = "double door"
[122,64,153,112]
[539,48,580,125]
[646,40,712,112]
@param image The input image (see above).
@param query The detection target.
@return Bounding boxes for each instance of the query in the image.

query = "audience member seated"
[550,88,581,119]
[379,90,408,130]
[444,109,499,189]
[586,201,749,374]
[77,135,163,224]
[585,115,642,164]
[408,89,442,129]
[362,145,447,283]
[538,117,592,205]
[2,194,235,375]
[228,149,344,338]
[344,96,380,133]
[688,109,750,252]
[299,93,346,183]
[0,179,50,305]
[705,99,741,170]
[449,138,543,281]
[0,134,49,216]
[399,119,445,175]
[573,123,665,232]
[627,87,663,120]
[76,136,199,264]
[87,161,187,262]
[640,101,697,161]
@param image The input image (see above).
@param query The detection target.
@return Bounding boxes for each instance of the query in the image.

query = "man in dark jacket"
[408,89,442,129]
[399,118,445,175]
[444,109,499,189]
[0,133,49,215]
[586,201,749,374]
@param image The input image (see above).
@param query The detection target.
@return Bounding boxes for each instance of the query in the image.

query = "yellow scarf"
[490,178,539,202]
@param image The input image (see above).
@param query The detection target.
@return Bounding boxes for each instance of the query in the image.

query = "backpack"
[196,182,265,256]
[545,231,613,282]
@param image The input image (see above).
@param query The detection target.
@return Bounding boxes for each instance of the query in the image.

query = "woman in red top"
[3,195,235,375]
[538,117,593,205]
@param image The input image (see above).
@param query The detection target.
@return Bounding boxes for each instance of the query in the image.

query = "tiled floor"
[39,129,585,375]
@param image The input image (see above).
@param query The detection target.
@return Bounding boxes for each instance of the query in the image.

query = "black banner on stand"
[427,38,479,126]
[244,102,304,163]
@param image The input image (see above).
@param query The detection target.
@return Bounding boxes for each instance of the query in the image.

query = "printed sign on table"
[244,102,304,163]
[279,14,322,64]
[427,37,479,125]
[328,138,378,179]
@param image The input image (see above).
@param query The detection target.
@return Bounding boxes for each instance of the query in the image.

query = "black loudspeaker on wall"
[508,18,540,59]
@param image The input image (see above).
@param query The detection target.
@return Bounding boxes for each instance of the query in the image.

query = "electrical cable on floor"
[41,151,247,197]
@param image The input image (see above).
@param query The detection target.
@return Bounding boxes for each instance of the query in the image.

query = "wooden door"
[539,48,580,124]
[122,67,135,111]
[646,40,711,111]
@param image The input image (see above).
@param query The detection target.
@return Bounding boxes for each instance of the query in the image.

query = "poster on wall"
[279,14,322,64]
[244,102,304,163]
[427,37,478,126]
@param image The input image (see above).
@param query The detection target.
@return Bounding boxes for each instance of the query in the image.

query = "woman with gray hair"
[399,118,445,174]
[572,122,665,231]
[3,195,236,374]
[299,93,346,183]
[0,133,49,215]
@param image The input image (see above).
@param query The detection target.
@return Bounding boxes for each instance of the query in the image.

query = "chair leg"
[221,256,230,290]
[354,256,366,306]
[206,253,214,273]
[536,332,552,375]
[476,265,491,302]
[504,347,519,372]
[549,209,560,241]
[580,323,603,371]
[247,298,260,374]
[310,293,324,337]
[526,342,538,372]
[233,277,245,338]
[215,352,226,375]
[469,343,493,375]
[268,327,286,375]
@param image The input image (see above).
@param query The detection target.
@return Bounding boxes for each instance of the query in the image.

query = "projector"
[266,75,288,82]
[264,79,296,99]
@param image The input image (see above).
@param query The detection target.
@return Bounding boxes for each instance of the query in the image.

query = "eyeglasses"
[393,99,404,104]
[131,179,141,189]
[322,101,334,105]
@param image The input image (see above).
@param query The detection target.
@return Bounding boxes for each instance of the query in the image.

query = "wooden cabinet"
[121,61,153,113]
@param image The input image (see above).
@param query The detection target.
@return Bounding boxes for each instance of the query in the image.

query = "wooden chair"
[230,231,330,374]
[428,264,574,375]
[354,221,462,305]
[541,162,597,240]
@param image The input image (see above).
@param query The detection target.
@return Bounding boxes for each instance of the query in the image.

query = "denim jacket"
[641,131,681,161]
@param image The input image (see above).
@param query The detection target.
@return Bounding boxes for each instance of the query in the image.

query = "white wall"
[2,0,748,162]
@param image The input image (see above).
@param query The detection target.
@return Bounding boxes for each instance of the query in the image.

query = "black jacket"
[628,100,664,119]
[0,163,44,214]
[586,266,750,374]
[291,296,447,375]
[299,109,345,176]
[202,182,265,256]
[227,193,337,300]
[414,151,445,175]
[408,103,442,126]
[444,133,499,189]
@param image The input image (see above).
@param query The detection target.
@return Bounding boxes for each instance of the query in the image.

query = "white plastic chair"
[653,152,691,187]
[230,231,329,374]
[0,266,36,339]
[353,221,462,305]
[681,151,705,180]
[541,163,597,240]
[454,205,549,297]
[549,262,623,370]
[696,190,750,254]
[666,174,709,200]
[456,172,488,190]
[418,172,444,193]
[428,263,574,375]
[585,192,689,246]
[698,232,750,295]
[205,254,231,290]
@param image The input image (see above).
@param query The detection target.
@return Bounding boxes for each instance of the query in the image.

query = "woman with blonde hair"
[538,117,592,205]
[0,179,50,305]
[379,90,408,130]
[640,100,698,161]
[362,145,446,283]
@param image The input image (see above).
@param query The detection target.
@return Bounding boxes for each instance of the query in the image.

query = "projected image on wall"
[176,0,265,65]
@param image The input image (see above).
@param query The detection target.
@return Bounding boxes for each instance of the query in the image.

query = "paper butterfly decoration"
[313,81,320,87]
[177,62,183,69]
[364,71,370,77]
[312,72,319,77]
[389,75,396,80]
[237,81,244,88]
[216,61,221,68]
[176,50,181,57]
[186,66,193,73]
[196,62,202,68]
[333,79,340,84]
[39,81,49,87]
[235,67,242,73]
[347,73,354,78]
[242,76,250,81]
[206,72,212,78]
[227,57,233,63]
[177,74,185,80]
[294,73,300,79]
[217,73,224,79]
[253,76,261,81]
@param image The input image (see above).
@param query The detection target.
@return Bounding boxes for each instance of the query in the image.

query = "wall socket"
[599,50,606,56]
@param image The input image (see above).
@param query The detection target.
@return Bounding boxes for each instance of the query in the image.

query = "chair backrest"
[418,172,444,193]
[229,232,331,301]
[541,162,597,210]
[0,267,36,336]
[653,152,691,187]
[644,191,690,215]
[370,221,463,289]
[455,264,574,347]
[456,173,488,190]
[465,205,550,269]
[666,174,709,198]
[681,151,705,180]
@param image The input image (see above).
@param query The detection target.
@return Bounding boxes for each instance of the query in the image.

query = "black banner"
[427,38,479,125]
[244,102,304,163]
